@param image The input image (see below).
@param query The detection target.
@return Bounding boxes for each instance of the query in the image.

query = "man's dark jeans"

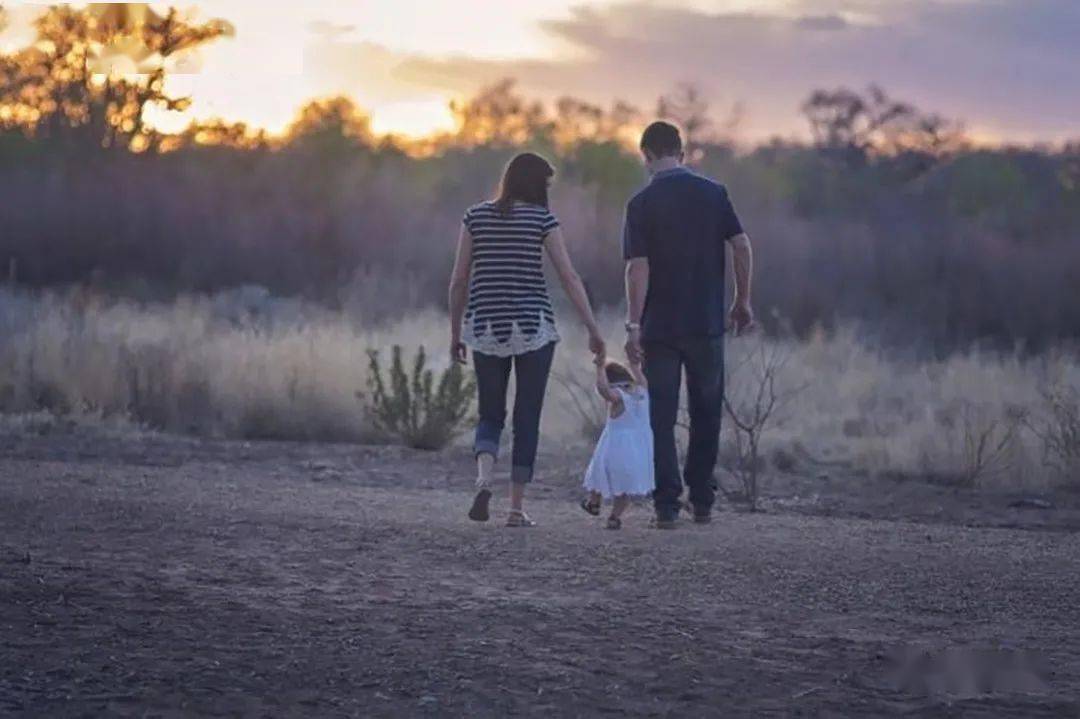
[643,337,724,519]
[472,342,555,484]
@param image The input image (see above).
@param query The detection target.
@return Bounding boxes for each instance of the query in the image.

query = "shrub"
[1028,385,1080,483]
[954,401,1024,487]
[722,338,804,510]
[364,345,475,450]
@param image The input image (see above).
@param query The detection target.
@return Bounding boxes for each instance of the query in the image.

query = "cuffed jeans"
[472,342,555,484]
[644,337,725,519]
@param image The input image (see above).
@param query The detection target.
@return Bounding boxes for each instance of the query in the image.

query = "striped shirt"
[461,201,560,357]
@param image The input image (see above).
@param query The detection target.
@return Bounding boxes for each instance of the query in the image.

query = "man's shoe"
[651,513,678,530]
[683,501,713,524]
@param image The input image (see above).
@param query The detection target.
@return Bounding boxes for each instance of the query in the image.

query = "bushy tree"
[0,61,1078,353]
[283,96,373,153]
[801,85,965,172]
[448,79,552,148]
[171,118,269,151]
[553,96,639,149]
[0,4,233,152]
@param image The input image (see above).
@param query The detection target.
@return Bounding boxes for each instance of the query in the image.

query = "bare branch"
[721,337,804,509]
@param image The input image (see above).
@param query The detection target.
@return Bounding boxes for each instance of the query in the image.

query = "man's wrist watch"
[625,321,641,333]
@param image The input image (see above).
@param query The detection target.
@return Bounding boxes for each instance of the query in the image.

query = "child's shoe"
[580,497,601,516]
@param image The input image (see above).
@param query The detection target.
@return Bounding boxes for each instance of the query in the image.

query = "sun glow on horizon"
[2,1,1075,145]
[0,0,581,138]
[369,99,456,139]
[0,0,836,142]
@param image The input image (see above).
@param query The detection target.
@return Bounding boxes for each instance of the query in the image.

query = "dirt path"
[2,435,1080,717]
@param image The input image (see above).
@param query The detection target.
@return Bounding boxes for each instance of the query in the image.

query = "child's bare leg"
[476,452,494,488]
[610,495,630,520]
[580,491,603,516]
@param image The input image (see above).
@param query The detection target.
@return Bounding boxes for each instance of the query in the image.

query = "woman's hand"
[587,326,606,363]
[451,336,467,364]
[448,224,472,361]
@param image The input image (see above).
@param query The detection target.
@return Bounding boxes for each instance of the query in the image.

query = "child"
[580,356,654,529]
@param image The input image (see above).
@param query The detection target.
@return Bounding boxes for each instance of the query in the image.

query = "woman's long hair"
[494,152,554,215]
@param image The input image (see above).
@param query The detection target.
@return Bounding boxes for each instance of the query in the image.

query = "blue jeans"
[643,337,725,519]
[472,342,555,484]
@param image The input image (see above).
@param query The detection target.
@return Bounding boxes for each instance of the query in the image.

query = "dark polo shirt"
[623,167,745,342]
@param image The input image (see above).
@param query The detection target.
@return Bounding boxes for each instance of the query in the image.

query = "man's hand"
[451,337,468,364]
[624,327,644,365]
[624,258,648,363]
[727,234,754,335]
[728,299,755,335]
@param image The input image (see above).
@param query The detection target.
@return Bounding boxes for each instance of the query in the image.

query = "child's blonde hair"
[604,360,635,386]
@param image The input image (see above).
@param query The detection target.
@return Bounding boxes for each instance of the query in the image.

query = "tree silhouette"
[449,79,552,148]
[553,97,604,147]
[173,118,268,151]
[0,3,233,152]
[553,97,640,148]
[657,83,743,162]
[283,96,373,152]
[657,83,711,152]
[801,85,965,167]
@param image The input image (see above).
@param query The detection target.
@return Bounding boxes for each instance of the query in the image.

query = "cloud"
[303,38,442,105]
[307,21,357,39]
[306,0,1080,141]
[0,4,41,50]
[794,14,849,31]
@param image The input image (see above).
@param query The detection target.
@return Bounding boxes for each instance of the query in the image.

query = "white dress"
[583,387,655,499]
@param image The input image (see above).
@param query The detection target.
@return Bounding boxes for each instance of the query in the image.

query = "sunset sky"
[2,1,1076,142]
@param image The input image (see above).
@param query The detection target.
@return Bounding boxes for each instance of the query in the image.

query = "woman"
[449,152,605,527]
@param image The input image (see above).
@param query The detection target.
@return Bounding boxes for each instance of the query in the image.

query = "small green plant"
[365,345,475,450]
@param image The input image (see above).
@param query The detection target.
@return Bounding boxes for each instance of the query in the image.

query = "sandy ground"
[2,429,1080,717]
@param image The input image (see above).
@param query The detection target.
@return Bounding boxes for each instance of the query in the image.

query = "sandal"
[468,488,492,522]
[606,516,622,530]
[580,498,601,516]
[506,510,536,528]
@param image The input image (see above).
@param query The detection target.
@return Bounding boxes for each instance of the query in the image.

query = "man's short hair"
[640,121,683,158]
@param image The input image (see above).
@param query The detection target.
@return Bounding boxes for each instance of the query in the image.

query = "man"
[623,121,755,528]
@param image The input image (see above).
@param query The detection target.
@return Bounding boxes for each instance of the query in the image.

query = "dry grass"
[1,289,386,442]
[1,288,1077,490]
[731,328,1076,491]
